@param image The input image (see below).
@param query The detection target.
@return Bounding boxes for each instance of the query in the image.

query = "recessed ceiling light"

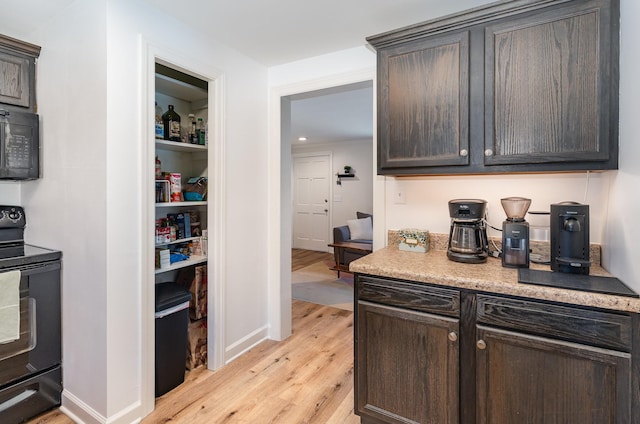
[298,137,308,141]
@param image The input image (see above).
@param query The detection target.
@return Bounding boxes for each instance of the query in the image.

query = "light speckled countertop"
[349,243,640,313]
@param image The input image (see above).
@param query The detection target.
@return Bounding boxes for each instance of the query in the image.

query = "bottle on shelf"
[188,113,197,144]
[162,105,181,142]
[155,101,164,139]
[197,118,205,145]
[155,156,161,179]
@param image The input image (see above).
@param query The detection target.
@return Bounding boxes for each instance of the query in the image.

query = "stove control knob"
[8,211,21,221]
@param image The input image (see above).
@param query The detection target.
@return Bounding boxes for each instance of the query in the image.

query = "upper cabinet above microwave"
[0,34,41,112]
[368,0,619,176]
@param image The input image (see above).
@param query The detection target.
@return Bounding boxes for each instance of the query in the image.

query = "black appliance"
[0,206,61,423]
[550,202,591,274]
[0,109,40,180]
[500,197,532,268]
[447,199,488,263]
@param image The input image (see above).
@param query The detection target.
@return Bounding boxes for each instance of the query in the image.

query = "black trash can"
[155,282,192,397]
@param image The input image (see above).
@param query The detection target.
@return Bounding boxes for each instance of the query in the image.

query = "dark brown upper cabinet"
[368,0,619,176]
[0,34,41,112]
[379,31,470,169]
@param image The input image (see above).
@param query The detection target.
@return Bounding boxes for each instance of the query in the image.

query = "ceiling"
[2,0,495,144]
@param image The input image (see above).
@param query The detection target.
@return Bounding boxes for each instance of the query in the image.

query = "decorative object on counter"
[501,197,531,268]
[398,228,429,253]
[447,199,488,263]
[550,201,591,274]
[162,104,181,142]
[343,165,352,174]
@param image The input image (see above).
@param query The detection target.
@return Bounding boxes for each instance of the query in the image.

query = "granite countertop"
[349,246,640,314]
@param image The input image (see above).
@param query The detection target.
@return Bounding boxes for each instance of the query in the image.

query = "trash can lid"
[155,282,192,312]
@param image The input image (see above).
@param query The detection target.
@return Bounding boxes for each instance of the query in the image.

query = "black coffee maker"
[447,199,488,263]
[550,201,591,274]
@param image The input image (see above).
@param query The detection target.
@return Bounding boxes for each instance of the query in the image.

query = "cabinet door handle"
[460,149,468,157]
[484,149,493,157]
[476,339,487,350]
[448,332,458,342]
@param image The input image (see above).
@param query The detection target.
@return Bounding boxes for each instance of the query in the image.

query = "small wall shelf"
[336,173,355,185]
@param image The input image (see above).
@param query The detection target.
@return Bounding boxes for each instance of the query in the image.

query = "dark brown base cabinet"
[354,275,639,424]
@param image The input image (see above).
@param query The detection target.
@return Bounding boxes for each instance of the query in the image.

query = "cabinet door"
[476,326,631,424]
[378,31,470,172]
[355,301,459,424]
[484,0,617,169]
[0,50,31,109]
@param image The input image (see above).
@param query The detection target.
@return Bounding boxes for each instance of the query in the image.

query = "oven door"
[0,261,61,387]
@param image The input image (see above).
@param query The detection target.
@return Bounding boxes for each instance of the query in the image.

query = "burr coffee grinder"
[501,197,532,268]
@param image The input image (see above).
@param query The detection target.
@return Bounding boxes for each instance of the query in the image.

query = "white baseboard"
[224,325,269,364]
[61,389,142,424]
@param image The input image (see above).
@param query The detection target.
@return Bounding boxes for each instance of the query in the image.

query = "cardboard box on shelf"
[186,318,207,370]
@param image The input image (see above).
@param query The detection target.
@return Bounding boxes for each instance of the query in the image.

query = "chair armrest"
[333,225,351,243]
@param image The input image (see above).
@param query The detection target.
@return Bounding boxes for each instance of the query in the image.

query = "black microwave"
[0,108,39,180]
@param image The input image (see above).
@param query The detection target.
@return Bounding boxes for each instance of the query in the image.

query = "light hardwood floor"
[28,250,358,424]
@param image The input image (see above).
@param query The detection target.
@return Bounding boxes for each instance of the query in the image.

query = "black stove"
[0,205,62,423]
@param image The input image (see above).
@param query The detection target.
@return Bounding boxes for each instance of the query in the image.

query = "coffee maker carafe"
[550,201,590,274]
[501,197,531,268]
[447,199,488,264]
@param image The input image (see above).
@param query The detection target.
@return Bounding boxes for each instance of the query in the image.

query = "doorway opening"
[285,80,374,313]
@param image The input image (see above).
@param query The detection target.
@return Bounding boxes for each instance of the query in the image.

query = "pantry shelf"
[155,139,207,153]
[154,255,207,275]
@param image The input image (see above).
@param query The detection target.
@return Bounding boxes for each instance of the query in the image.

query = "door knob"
[476,339,487,350]
[448,332,458,342]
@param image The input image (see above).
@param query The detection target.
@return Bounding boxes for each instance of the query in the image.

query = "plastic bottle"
[155,101,164,139]
[162,105,181,142]
[188,113,197,144]
[155,156,161,179]
[196,118,205,145]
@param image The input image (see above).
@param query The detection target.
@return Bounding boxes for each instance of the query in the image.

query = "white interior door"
[293,154,330,252]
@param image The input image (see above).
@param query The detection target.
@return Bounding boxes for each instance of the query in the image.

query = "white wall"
[4,0,269,422]
[386,172,610,244]
[293,139,374,229]
[19,0,110,418]
[602,0,640,291]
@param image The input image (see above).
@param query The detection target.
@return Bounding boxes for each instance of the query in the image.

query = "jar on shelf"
[162,105,181,142]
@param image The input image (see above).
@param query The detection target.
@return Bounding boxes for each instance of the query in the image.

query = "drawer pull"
[476,339,487,350]
[448,332,458,342]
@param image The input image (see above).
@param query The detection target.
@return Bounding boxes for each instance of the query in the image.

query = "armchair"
[332,212,373,271]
